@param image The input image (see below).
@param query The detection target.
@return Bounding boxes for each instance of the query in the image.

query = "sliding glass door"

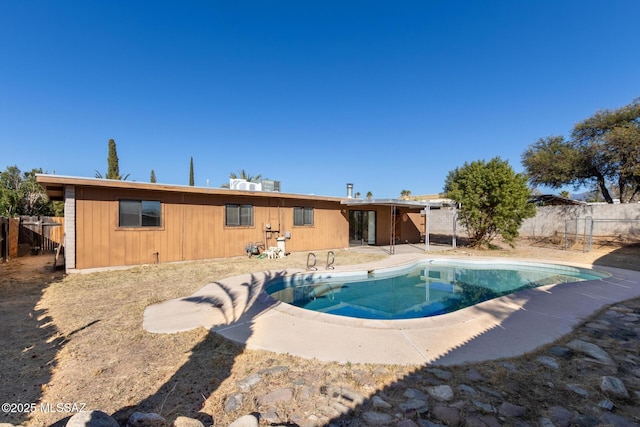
[349,210,376,245]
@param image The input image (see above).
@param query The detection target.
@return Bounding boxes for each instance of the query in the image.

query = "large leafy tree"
[0,165,58,216]
[444,157,535,248]
[522,98,640,203]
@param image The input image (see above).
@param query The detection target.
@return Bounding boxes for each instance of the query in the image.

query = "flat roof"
[36,174,345,203]
[341,198,456,208]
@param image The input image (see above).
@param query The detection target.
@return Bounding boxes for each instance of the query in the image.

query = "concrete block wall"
[427,204,640,241]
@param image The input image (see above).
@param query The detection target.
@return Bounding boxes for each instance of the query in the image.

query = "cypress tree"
[106,139,120,180]
[150,169,157,183]
[189,157,194,186]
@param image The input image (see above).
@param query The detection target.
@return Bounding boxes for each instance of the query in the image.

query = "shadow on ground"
[593,242,640,272]
[0,255,65,426]
[103,270,290,426]
[321,244,640,426]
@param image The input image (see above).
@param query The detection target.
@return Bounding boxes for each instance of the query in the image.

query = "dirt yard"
[1,239,639,426]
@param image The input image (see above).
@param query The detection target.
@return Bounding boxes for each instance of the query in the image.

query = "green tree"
[400,189,412,199]
[96,139,129,180]
[444,157,536,248]
[522,98,640,203]
[0,165,23,216]
[0,166,56,216]
[106,138,120,179]
[189,157,194,186]
[150,169,157,183]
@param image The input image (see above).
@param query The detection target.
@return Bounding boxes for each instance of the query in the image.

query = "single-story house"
[37,175,443,272]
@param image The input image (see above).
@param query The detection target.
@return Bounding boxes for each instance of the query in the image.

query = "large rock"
[228,414,258,427]
[127,412,166,427]
[66,411,119,427]
[600,376,630,399]
[173,417,205,427]
[361,411,394,425]
[427,385,454,402]
[566,340,615,365]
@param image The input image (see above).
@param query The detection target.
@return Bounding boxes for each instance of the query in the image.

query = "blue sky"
[2,1,639,198]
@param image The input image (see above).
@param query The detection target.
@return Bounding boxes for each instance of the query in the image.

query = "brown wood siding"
[74,187,348,269]
[400,210,423,243]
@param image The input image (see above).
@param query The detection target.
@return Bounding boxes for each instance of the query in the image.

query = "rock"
[431,406,461,426]
[404,388,428,400]
[397,420,419,427]
[477,386,502,399]
[538,417,555,427]
[173,417,204,427]
[599,412,640,427]
[457,384,478,396]
[548,406,574,427]
[571,414,600,427]
[257,388,294,406]
[547,346,573,359]
[471,399,495,413]
[417,420,447,427]
[259,410,279,424]
[237,373,262,391]
[537,355,559,369]
[500,361,518,371]
[600,376,629,399]
[371,395,392,409]
[427,368,452,381]
[398,399,429,414]
[566,339,615,365]
[475,415,501,427]
[225,392,244,413]
[566,384,589,398]
[598,399,614,410]
[127,412,166,427]
[585,321,610,331]
[340,388,366,406]
[499,401,527,417]
[427,385,454,402]
[361,411,394,425]
[465,368,486,382]
[258,365,289,376]
[66,411,119,427]
[228,414,258,427]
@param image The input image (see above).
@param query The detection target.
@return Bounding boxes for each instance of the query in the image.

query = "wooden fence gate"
[18,216,64,255]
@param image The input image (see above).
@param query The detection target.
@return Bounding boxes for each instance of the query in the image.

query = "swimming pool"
[265,260,610,320]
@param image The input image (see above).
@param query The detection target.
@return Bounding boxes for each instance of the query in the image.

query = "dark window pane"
[240,205,253,226]
[226,205,239,226]
[141,201,161,226]
[119,200,141,227]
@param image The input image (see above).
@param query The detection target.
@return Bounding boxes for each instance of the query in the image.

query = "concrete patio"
[144,253,640,366]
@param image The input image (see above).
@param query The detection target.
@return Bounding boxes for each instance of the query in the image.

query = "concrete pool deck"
[143,254,640,366]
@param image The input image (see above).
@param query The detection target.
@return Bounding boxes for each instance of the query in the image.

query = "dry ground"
[1,239,639,426]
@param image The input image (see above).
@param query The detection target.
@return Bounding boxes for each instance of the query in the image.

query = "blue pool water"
[265,260,609,320]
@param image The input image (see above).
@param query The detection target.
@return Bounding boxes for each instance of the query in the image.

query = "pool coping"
[143,254,640,366]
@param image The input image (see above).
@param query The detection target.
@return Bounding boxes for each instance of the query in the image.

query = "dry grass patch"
[2,241,639,426]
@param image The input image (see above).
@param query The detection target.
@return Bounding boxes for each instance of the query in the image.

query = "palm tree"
[400,189,412,199]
